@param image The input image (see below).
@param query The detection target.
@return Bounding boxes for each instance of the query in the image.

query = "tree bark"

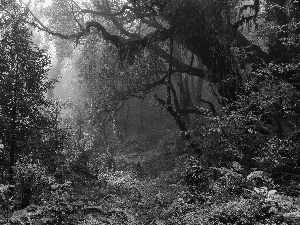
[8,106,16,197]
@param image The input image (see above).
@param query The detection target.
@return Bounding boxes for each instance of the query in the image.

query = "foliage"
[42,0,75,58]
[0,7,61,183]
[13,160,52,209]
[166,155,300,225]
[41,181,81,224]
[257,137,300,184]
[0,184,14,221]
[1,0,300,224]
[1,161,83,225]
[76,35,166,129]
[196,111,267,168]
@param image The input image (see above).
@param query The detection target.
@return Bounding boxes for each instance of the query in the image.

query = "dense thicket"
[0,0,300,224]
[0,2,71,210]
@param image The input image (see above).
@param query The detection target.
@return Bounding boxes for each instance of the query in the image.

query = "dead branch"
[154,94,202,154]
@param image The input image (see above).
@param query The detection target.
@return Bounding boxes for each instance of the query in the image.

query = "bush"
[42,181,82,224]
[9,180,83,225]
[13,161,53,209]
[0,184,14,222]
[256,138,300,185]
[184,157,248,205]
[0,161,84,224]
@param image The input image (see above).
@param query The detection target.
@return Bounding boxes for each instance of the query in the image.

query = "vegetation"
[0,0,300,224]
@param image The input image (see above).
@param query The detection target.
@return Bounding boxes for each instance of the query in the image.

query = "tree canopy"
[0,0,300,224]
[24,0,298,96]
[16,0,297,151]
[0,3,65,194]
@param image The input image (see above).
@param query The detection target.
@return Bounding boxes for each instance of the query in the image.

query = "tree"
[22,0,299,153]
[0,8,55,186]
[190,0,300,178]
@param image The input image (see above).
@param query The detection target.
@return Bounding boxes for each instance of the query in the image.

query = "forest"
[0,0,300,224]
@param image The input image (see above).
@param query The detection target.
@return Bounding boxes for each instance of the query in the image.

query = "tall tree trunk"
[47,59,63,99]
[123,101,130,135]
[8,105,17,197]
[179,74,192,125]
[173,43,192,126]
[139,99,144,130]
[8,140,15,186]
[111,112,123,143]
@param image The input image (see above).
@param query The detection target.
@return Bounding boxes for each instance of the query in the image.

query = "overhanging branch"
[29,10,205,78]
[104,10,205,78]
[27,6,85,40]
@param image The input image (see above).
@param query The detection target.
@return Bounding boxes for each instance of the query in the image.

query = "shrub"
[13,161,53,209]
[0,184,14,222]
[185,157,246,195]
[43,181,82,224]
[256,138,300,185]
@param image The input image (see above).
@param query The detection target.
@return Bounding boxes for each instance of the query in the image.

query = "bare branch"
[154,94,187,131]
[121,73,168,99]
[70,2,84,32]
[169,82,180,112]
[149,44,205,79]
[28,8,85,40]
[107,15,138,38]
[154,94,202,154]
[85,21,123,47]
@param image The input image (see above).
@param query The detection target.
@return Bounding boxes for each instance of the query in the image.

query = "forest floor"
[3,139,300,224]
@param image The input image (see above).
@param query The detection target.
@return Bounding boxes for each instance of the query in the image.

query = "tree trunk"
[8,104,17,196]
[19,182,32,209]
[122,101,130,135]
[139,99,145,131]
